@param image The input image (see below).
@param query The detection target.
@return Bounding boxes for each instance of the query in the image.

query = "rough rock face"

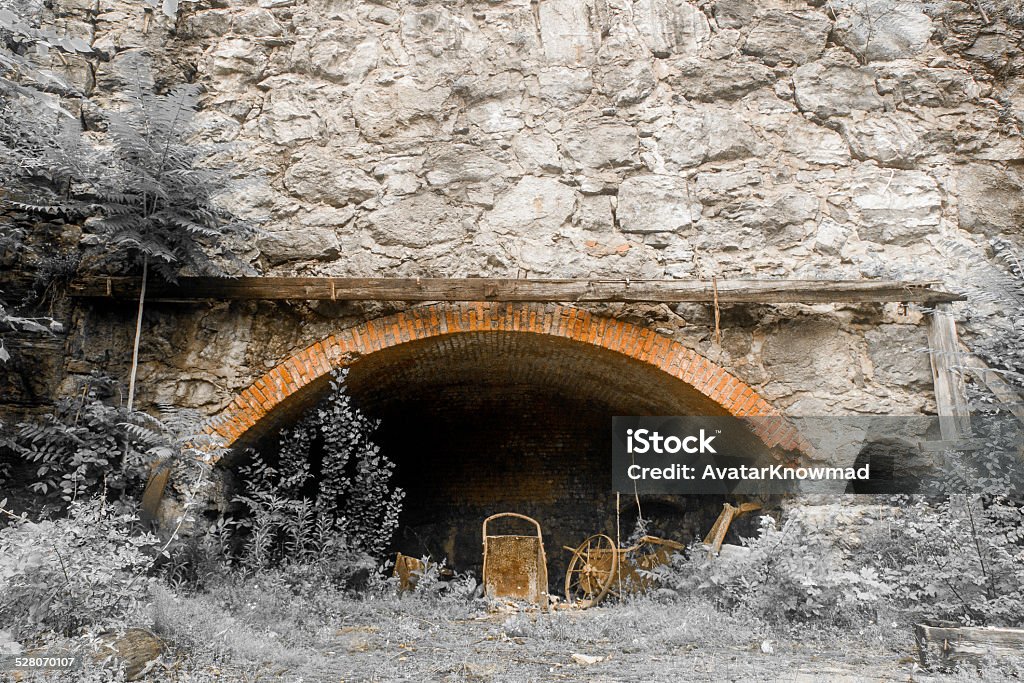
[8,0,1021,422]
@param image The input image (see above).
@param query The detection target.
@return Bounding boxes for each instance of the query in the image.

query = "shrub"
[864,495,1024,626]
[231,369,404,565]
[0,497,158,638]
[11,382,152,504]
[661,515,890,626]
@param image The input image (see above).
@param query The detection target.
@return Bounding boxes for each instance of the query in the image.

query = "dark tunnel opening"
[241,330,775,593]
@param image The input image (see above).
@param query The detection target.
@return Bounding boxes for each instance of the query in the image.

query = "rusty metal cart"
[564,534,685,607]
[482,512,549,607]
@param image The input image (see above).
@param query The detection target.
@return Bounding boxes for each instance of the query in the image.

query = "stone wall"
[4,0,1023,423]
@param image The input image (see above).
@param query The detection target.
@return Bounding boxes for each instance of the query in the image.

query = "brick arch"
[207,302,806,454]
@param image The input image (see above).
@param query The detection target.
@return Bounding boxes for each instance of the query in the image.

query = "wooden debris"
[703,502,761,555]
[393,553,426,592]
[915,623,1024,670]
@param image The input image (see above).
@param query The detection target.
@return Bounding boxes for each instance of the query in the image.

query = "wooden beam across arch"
[68,276,965,304]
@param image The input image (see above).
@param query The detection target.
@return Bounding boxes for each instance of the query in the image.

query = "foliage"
[655,491,1023,629]
[0,497,158,638]
[10,383,152,504]
[660,515,890,626]
[7,380,224,515]
[0,403,223,654]
[395,558,480,604]
[0,91,99,217]
[156,372,397,592]
[121,404,228,484]
[31,249,81,310]
[78,55,253,282]
[234,369,404,561]
[0,0,92,100]
[0,419,13,484]
[0,45,254,361]
[951,238,1024,393]
[1,52,253,282]
[863,496,1024,626]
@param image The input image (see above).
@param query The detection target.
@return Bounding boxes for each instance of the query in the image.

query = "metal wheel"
[564,534,618,607]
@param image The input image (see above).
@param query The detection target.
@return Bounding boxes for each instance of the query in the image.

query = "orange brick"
[711,374,733,399]
[249,384,270,408]
[650,337,673,368]
[728,383,747,405]
[210,303,789,451]
[639,329,656,356]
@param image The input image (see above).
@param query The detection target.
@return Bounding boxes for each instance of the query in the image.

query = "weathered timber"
[67,276,965,304]
[915,624,1024,669]
[927,303,972,440]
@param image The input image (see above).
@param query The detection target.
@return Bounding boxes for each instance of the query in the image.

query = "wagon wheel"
[564,534,618,608]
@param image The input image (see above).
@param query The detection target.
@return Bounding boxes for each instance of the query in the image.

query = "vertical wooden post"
[927,303,971,440]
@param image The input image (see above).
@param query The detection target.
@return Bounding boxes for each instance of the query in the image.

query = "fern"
[943,239,1024,389]
[74,56,255,282]
[0,50,256,363]
[10,384,147,502]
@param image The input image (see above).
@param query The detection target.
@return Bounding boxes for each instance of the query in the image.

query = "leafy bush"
[232,369,404,562]
[660,515,890,626]
[863,496,1024,626]
[657,495,1023,629]
[11,384,151,504]
[0,497,158,638]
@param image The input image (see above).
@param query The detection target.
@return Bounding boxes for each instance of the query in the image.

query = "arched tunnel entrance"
[211,303,790,590]
[345,331,758,582]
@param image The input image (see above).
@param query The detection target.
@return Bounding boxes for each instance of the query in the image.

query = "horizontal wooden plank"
[66,276,966,304]
[916,624,1024,669]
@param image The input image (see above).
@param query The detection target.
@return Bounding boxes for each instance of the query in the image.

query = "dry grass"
[11,576,1023,682]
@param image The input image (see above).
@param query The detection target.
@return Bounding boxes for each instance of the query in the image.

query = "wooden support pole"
[66,276,965,305]
[927,303,972,441]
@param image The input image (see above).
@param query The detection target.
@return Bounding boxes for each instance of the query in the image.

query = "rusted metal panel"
[392,553,425,592]
[482,513,549,607]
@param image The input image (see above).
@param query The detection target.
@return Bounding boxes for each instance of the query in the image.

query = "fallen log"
[915,623,1024,670]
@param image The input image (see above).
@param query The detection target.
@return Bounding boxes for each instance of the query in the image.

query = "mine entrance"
[334,330,769,587]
